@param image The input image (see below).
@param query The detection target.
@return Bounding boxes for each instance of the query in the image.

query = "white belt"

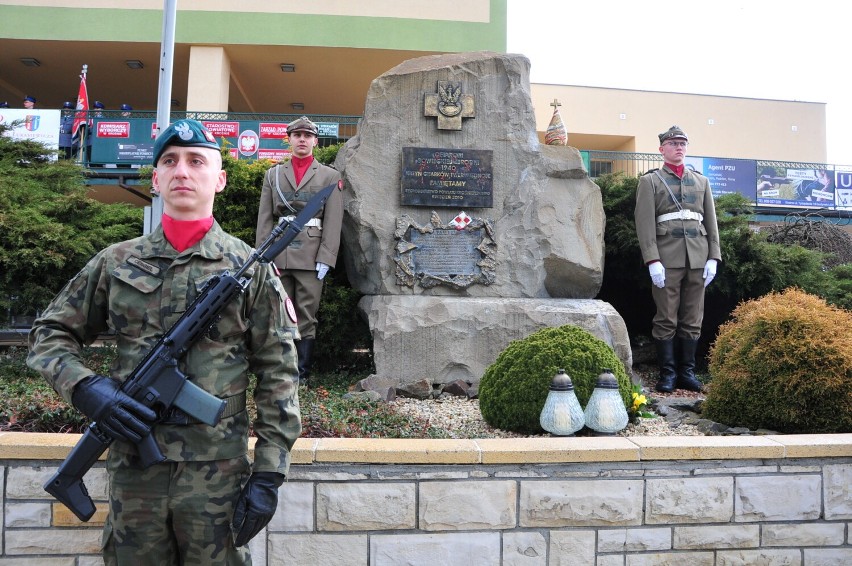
[284,216,322,228]
[656,210,703,223]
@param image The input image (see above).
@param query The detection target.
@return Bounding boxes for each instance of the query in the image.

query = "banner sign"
[686,156,756,200]
[0,109,61,156]
[317,122,340,137]
[90,117,300,164]
[835,167,852,210]
[97,122,130,138]
[756,165,836,208]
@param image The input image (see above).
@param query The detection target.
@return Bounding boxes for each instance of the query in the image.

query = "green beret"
[153,119,220,165]
[287,116,318,136]
[658,125,688,144]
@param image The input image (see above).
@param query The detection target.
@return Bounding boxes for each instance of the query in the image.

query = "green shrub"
[0,124,142,322]
[478,325,631,434]
[704,288,852,433]
[0,346,88,433]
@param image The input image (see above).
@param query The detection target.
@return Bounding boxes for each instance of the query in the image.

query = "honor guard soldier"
[59,101,75,159]
[256,116,344,386]
[634,125,721,393]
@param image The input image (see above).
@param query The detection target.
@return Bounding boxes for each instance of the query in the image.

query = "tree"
[0,124,141,324]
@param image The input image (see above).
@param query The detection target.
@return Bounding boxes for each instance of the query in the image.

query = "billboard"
[756,166,836,208]
[686,156,756,200]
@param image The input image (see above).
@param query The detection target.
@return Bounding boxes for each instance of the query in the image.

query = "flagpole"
[147,0,177,234]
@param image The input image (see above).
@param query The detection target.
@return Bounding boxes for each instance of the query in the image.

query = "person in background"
[59,101,76,159]
[0,101,9,108]
[120,103,132,117]
[23,95,36,109]
[28,119,301,565]
[798,168,835,203]
[84,101,106,165]
[255,116,343,387]
[634,125,721,393]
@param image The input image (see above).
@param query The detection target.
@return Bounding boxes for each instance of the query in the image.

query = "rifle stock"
[44,180,341,522]
[44,424,111,521]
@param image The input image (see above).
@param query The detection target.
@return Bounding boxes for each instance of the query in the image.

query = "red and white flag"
[71,66,89,138]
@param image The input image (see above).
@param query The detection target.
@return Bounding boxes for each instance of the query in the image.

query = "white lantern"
[583,368,628,435]
[539,369,585,436]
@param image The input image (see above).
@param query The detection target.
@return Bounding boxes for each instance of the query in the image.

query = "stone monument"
[334,51,631,389]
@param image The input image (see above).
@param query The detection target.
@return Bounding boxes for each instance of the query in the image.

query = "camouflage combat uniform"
[28,221,301,565]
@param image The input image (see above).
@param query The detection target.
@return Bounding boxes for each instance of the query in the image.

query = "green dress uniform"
[256,158,342,338]
[28,222,301,565]
[635,164,721,338]
[635,163,721,391]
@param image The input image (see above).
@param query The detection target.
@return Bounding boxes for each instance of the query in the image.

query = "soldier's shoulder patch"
[285,296,298,324]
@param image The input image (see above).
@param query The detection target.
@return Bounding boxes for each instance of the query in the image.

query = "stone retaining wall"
[1,432,851,565]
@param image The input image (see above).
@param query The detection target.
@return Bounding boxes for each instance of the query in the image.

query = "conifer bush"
[478,325,631,434]
[704,288,852,433]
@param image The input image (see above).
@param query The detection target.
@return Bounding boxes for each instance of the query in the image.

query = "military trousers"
[650,266,705,341]
[280,268,324,339]
[103,452,252,566]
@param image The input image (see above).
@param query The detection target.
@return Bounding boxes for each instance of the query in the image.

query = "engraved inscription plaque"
[409,229,481,277]
[401,147,493,208]
[394,211,497,289]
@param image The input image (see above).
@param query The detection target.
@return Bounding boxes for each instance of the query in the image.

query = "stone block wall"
[1,433,851,565]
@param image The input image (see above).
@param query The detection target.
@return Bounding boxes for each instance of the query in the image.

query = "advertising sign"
[835,167,852,210]
[756,166,835,208]
[685,156,756,200]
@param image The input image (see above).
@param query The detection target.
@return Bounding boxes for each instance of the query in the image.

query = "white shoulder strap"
[653,170,683,212]
[272,165,297,214]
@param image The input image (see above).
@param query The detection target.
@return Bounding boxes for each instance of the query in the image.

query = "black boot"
[654,338,677,393]
[295,338,315,386]
[676,337,703,391]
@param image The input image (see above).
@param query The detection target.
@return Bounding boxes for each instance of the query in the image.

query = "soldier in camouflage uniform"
[28,119,301,565]
[256,116,343,386]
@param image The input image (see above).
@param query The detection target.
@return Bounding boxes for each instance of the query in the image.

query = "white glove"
[703,259,718,287]
[315,262,330,280]
[648,262,665,288]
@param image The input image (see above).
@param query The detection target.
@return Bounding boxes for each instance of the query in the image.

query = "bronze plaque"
[409,229,482,277]
[401,147,493,207]
[394,212,497,290]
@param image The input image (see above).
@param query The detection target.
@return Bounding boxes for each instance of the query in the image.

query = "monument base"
[358,296,632,386]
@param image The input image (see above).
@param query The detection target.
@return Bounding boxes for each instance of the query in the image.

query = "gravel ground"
[390,395,703,439]
[385,363,707,438]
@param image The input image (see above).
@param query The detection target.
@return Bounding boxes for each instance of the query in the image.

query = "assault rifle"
[45,180,342,522]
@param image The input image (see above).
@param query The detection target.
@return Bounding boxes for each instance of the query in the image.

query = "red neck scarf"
[292,155,313,185]
[161,214,214,252]
[665,163,685,179]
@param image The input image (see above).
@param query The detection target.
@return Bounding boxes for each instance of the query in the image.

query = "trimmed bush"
[478,325,631,434]
[704,288,852,433]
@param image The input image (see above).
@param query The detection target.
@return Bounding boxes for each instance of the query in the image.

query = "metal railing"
[68,111,360,169]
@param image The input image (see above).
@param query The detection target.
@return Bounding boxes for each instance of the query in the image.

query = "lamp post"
[583,368,628,435]
[539,369,585,436]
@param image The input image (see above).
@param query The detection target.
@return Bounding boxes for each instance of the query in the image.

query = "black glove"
[71,374,157,444]
[232,471,285,547]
